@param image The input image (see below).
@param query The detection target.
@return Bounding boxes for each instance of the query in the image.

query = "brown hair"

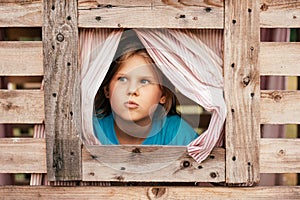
[94,31,179,118]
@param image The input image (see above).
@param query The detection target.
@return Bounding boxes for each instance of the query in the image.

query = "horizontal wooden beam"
[260,138,300,173]
[0,41,43,76]
[0,138,299,174]
[82,145,225,182]
[1,1,299,28]
[0,1,42,27]
[0,138,46,173]
[2,42,300,77]
[260,42,300,76]
[77,0,223,28]
[0,186,299,199]
[260,0,300,28]
[261,90,300,124]
[0,90,44,124]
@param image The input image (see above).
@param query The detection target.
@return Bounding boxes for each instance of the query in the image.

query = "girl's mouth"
[124,101,139,109]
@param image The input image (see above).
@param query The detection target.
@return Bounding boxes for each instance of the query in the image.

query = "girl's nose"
[127,82,140,96]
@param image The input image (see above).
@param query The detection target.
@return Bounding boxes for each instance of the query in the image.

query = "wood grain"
[224,0,261,185]
[82,146,225,182]
[78,0,224,28]
[0,138,299,174]
[260,0,300,28]
[260,42,300,76]
[1,1,299,28]
[0,41,43,76]
[0,0,42,27]
[0,186,299,199]
[260,138,300,173]
[0,90,44,124]
[261,90,300,124]
[0,138,46,173]
[43,0,82,181]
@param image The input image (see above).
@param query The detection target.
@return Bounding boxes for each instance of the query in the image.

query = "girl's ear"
[104,86,109,98]
[159,95,166,104]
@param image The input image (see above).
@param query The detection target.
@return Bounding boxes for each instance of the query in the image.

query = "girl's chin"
[119,116,152,125]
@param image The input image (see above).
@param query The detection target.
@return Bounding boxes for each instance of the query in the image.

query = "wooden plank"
[260,138,300,173]
[261,90,300,124]
[224,0,261,185]
[43,0,82,181]
[0,138,298,174]
[0,41,43,76]
[0,90,44,124]
[1,0,300,28]
[0,138,46,173]
[260,0,300,28]
[0,1,42,27]
[82,146,225,182]
[0,186,299,199]
[78,0,224,28]
[260,42,300,76]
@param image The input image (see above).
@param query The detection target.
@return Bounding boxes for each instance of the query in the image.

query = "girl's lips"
[124,101,139,109]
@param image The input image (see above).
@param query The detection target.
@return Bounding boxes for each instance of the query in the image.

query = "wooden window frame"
[44,0,260,185]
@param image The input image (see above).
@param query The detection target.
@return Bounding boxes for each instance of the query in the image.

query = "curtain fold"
[81,29,123,145]
[135,29,226,163]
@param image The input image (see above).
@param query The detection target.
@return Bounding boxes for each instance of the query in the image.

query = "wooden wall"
[0,0,299,198]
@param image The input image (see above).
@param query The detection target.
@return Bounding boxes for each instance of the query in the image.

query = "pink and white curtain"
[80,28,226,163]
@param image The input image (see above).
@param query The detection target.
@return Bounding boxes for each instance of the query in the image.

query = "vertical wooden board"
[224,0,260,185]
[43,0,82,181]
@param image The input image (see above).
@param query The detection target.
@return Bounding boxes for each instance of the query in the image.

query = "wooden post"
[224,0,260,185]
[43,0,81,181]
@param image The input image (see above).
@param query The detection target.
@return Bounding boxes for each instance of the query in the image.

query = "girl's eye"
[140,79,150,85]
[117,77,127,82]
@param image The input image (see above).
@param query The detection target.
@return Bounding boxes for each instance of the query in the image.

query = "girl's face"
[105,54,166,126]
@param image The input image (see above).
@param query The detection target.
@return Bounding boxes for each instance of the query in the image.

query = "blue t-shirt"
[93,113,198,145]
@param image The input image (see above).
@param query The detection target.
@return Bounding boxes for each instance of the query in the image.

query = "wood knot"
[88,172,95,176]
[56,33,64,42]
[150,188,166,198]
[210,172,218,178]
[242,76,251,86]
[182,160,190,168]
[277,149,285,157]
[2,102,18,111]
[271,92,282,102]
[204,7,212,12]
[260,3,268,11]
[115,175,124,181]
[132,147,141,153]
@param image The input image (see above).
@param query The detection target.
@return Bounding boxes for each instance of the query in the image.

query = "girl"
[93,31,198,145]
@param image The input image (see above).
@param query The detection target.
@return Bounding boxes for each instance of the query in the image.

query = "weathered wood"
[260,42,300,76]
[260,0,300,28]
[261,90,300,124]
[0,0,42,27]
[0,41,43,76]
[78,0,224,28]
[0,138,46,173]
[0,90,44,124]
[224,0,260,185]
[260,138,300,173]
[82,146,225,182]
[43,0,82,181]
[0,138,298,174]
[1,1,299,28]
[0,186,299,199]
